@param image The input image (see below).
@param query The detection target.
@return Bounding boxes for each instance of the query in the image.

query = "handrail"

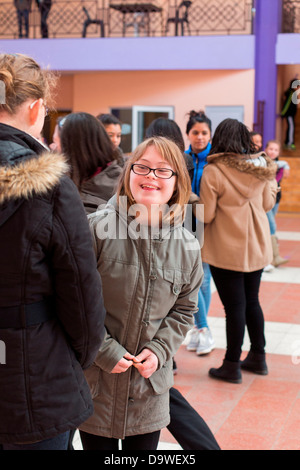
[2,0,254,39]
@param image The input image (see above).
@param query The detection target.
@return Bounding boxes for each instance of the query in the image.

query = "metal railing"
[253,100,265,141]
[0,0,254,39]
[282,0,300,32]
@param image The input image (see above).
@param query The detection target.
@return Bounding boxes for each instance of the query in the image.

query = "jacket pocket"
[84,364,101,399]
[148,359,174,395]
[162,268,191,296]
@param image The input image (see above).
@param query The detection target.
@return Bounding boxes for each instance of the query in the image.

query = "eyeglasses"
[131,163,177,179]
[30,99,48,117]
[43,104,49,117]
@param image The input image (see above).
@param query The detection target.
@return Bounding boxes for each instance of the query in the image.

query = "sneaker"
[263,264,275,272]
[186,327,200,351]
[196,328,215,355]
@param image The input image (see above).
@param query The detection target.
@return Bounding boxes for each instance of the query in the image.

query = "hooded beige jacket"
[199,152,277,272]
[79,196,203,439]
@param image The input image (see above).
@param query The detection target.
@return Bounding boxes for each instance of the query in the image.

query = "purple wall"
[0,35,254,71]
[254,0,282,145]
[276,33,300,64]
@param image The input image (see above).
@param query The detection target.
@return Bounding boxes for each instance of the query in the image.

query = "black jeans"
[16,10,29,38]
[168,388,220,450]
[210,266,265,362]
[80,430,160,451]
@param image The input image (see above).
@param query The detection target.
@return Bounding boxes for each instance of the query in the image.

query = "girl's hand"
[133,348,158,378]
[111,352,134,374]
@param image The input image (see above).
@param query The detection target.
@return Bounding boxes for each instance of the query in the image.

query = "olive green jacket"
[79,196,203,439]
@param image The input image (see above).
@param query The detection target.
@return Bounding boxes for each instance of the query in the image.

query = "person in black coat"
[281,79,299,149]
[14,0,32,38]
[35,0,52,37]
[0,53,106,450]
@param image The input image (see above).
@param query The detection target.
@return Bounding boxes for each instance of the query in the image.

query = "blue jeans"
[267,202,279,235]
[2,431,70,450]
[194,262,211,329]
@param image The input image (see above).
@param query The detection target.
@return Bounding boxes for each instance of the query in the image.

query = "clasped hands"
[111,348,158,379]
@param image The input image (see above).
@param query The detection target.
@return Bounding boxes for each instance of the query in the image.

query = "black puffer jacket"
[0,124,106,445]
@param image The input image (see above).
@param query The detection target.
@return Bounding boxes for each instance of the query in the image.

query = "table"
[110,3,163,36]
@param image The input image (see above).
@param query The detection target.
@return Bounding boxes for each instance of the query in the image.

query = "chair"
[82,7,105,38]
[124,12,147,37]
[166,1,192,36]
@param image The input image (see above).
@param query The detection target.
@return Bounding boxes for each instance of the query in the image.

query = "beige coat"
[79,197,203,439]
[199,152,277,272]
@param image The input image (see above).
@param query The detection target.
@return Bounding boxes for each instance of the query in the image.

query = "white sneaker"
[263,264,275,272]
[196,328,215,355]
[186,328,200,351]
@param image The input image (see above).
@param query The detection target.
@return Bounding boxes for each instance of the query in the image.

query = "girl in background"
[200,118,277,383]
[264,139,290,268]
[98,112,124,162]
[185,110,215,356]
[60,112,123,214]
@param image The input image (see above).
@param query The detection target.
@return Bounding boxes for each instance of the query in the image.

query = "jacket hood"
[0,123,69,205]
[206,151,277,199]
[0,152,69,205]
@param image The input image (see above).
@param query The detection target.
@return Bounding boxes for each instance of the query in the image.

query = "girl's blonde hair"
[117,136,191,225]
[0,53,57,114]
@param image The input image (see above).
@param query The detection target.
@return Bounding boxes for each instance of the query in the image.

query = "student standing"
[185,110,215,356]
[0,53,105,450]
[199,118,277,383]
[79,136,203,450]
[59,112,123,214]
[264,140,290,268]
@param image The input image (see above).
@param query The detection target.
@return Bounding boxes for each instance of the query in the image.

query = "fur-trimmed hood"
[206,151,277,199]
[0,123,69,205]
[0,152,69,204]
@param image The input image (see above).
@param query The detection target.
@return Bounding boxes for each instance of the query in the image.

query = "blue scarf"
[185,142,211,195]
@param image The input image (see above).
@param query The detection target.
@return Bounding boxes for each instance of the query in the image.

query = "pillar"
[254,0,282,147]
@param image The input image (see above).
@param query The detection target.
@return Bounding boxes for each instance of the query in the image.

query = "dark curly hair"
[210,118,257,156]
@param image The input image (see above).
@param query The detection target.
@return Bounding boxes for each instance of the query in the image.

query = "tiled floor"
[159,212,300,450]
[74,213,300,451]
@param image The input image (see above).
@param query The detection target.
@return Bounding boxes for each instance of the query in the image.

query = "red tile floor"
[160,213,300,451]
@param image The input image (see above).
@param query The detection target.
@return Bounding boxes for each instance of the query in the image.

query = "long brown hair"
[60,112,117,188]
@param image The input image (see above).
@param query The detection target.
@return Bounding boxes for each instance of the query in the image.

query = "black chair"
[166,1,192,36]
[82,7,105,38]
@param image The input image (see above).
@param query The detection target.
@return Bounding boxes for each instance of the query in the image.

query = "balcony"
[1,0,254,39]
[282,0,300,33]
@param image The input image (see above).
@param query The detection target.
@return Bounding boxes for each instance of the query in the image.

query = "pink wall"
[63,68,254,144]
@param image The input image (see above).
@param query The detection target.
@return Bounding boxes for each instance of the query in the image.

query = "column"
[253,0,282,146]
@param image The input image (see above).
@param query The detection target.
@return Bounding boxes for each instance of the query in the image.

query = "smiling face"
[187,122,211,154]
[265,142,280,160]
[129,145,176,211]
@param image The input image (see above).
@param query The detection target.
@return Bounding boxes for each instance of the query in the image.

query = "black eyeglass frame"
[130,164,177,179]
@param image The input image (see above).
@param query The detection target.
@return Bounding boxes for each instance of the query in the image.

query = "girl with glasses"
[79,136,203,450]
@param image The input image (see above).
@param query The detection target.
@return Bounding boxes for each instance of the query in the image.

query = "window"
[111,105,174,153]
[205,106,244,135]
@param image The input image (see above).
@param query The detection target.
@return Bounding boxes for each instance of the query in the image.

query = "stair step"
[277,157,300,212]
